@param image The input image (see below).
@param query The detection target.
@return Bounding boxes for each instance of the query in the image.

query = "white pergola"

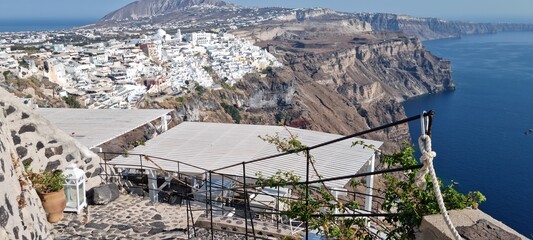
[111,121,382,210]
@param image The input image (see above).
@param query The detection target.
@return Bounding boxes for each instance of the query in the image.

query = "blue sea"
[404,32,533,236]
[0,19,95,32]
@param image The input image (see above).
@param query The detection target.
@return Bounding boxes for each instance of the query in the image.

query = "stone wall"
[0,88,105,189]
[0,96,52,239]
[416,209,527,240]
[0,88,107,238]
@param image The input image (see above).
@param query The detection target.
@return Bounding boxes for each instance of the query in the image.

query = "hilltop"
[100,0,233,21]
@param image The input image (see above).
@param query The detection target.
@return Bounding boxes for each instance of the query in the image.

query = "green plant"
[275,112,286,125]
[257,132,374,239]
[23,159,33,172]
[3,70,10,79]
[132,139,145,147]
[256,131,485,239]
[195,84,206,95]
[261,66,273,74]
[63,95,81,108]
[202,66,213,73]
[220,102,241,124]
[18,60,29,68]
[27,171,67,194]
[221,81,236,91]
[380,144,485,238]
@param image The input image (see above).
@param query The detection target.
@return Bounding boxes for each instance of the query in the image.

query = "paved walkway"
[52,194,198,239]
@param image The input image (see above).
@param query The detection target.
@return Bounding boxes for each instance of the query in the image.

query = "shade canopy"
[111,122,383,188]
[37,108,172,149]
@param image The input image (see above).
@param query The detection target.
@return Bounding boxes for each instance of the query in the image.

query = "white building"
[184,32,213,46]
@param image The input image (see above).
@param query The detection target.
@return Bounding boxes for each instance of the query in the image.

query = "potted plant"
[27,170,67,223]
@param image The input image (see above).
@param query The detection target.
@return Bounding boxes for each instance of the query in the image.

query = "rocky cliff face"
[100,0,232,21]
[145,30,453,151]
[232,19,372,43]
[258,33,452,146]
[352,35,454,99]
[354,13,533,40]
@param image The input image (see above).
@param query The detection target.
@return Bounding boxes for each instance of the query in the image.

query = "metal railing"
[96,111,434,239]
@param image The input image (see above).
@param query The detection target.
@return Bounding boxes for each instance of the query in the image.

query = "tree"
[261,66,273,74]
[220,102,241,124]
[62,95,81,108]
[195,84,206,95]
[2,70,10,80]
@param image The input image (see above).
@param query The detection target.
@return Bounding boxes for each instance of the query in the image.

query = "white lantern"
[63,164,87,214]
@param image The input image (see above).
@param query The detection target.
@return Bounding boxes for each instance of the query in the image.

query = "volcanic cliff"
[353,13,533,40]
[142,23,453,150]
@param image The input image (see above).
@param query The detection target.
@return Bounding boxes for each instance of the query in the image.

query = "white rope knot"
[415,132,463,240]
[415,135,436,189]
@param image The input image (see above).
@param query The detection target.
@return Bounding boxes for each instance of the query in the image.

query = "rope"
[414,134,435,190]
[415,115,462,240]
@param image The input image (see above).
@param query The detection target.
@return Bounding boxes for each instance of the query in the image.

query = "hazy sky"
[1,0,532,23]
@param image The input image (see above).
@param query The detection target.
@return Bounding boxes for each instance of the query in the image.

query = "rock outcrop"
[353,13,533,40]
[232,19,372,43]
[90,183,120,205]
[256,32,452,148]
[417,209,528,240]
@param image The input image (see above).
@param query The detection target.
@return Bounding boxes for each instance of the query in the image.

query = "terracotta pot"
[39,188,67,223]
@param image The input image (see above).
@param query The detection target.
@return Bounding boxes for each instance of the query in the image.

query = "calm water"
[0,19,94,32]
[404,32,533,236]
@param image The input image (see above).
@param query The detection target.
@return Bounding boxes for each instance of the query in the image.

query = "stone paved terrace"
[50,194,291,239]
[52,194,199,239]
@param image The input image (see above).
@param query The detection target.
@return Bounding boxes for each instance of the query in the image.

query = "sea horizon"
[0,18,96,33]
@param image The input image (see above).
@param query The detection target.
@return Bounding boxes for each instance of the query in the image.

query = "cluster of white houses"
[0,29,281,109]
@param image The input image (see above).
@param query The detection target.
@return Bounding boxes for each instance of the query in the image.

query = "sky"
[0,0,532,23]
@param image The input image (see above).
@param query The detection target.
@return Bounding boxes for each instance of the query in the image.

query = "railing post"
[139,154,143,170]
[243,163,248,239]
[139,154,144,197]
[305,149,310,240]
[209,171,214,240]
[364,153,375,228]
[187,197,190,239]
[205,172,208,215]
[276,185,279,230]
[221,174,225,215]
[148,169,158,203]
[103,152,108,183]
[188,198,197,237]
[221,175,224,199]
